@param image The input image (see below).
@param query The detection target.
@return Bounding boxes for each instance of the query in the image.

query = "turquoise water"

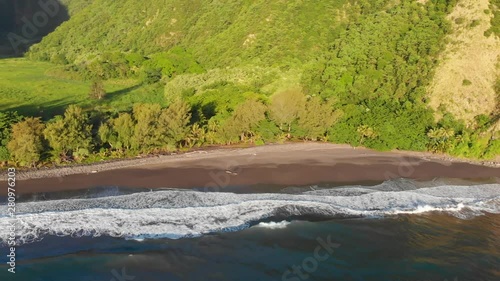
[1,180,499,281]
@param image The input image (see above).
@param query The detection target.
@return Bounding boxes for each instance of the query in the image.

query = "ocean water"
[0,179,499,281]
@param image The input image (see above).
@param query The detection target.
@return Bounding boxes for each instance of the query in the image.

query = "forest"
[1,0,499,167]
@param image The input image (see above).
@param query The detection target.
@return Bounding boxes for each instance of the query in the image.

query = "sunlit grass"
[0,58,165,119]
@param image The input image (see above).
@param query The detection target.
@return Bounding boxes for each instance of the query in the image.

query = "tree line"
[0,89,335,167]
[1,87,498,168]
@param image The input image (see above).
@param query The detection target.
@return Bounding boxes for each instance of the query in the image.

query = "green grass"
[0,58,165,119]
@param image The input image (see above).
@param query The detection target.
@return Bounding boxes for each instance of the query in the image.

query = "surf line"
[6,168,16,274]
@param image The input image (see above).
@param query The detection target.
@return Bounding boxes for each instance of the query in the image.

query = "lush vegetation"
[3,93,498,167]
[1,0,499,167]
[28,0,352,68]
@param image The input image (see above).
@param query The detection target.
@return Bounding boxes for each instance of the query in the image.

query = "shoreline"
[1,143,499,195]
[2,143,499,181]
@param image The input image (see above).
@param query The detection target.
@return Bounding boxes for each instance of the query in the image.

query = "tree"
[113,113,135,150]
[7,118,45,167]
[185,123,207,148]
[205,119,221,145]
[44,105,93,162]
[98,123,116,149]
[132,103,162,151]
[269,89,306,135]
[427,127,455,153]
[89,79,106,100]
[158,100,192,147]
[99,113,135,151]
[0,112,22,162]
[220,99,267,143]
[298,97,341,140]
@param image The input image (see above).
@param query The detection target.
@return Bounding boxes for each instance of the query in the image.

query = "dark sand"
[1,143,499,195]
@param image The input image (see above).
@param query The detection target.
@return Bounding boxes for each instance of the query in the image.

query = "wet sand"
[1,143,499,195]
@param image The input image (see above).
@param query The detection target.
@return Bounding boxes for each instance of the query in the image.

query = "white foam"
[253,221,291,229]
[0,182,498,245]
[390,203,466,215]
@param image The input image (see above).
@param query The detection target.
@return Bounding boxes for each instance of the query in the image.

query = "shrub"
[468,19,481,29]
[455,17,465,25]
[462,79,472,86]
[482,139,500,159]
[89,80,106,100]
[140,68,162,84]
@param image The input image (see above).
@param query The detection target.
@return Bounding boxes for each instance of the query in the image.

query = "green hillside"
[29,0,356,67]
[59,0,93,15]
[1,0,499,167]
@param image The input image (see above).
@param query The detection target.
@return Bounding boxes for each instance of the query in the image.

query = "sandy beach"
[1,143,499,195]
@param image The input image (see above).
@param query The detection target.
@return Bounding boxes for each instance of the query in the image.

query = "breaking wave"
[253,221,291,229]
[0,180,499,245]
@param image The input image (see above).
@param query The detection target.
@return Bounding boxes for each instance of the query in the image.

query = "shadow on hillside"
[0,0,69,57]
[105,84,144,101]
[1,98,77,120]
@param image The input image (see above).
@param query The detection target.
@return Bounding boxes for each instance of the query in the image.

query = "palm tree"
[205,120,220,145]
[185,124,206,148]
[427,128,455,152]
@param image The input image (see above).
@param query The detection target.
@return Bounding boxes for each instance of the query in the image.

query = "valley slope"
[0,0,499,166]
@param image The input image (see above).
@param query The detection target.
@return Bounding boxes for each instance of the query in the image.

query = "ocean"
[0,179,499,281]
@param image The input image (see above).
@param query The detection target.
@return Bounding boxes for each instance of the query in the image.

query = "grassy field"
[0,58,165,119]
[428,0,500,125]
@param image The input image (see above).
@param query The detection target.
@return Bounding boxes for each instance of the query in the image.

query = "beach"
[2,143,500,281]
[1,143,498,195]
